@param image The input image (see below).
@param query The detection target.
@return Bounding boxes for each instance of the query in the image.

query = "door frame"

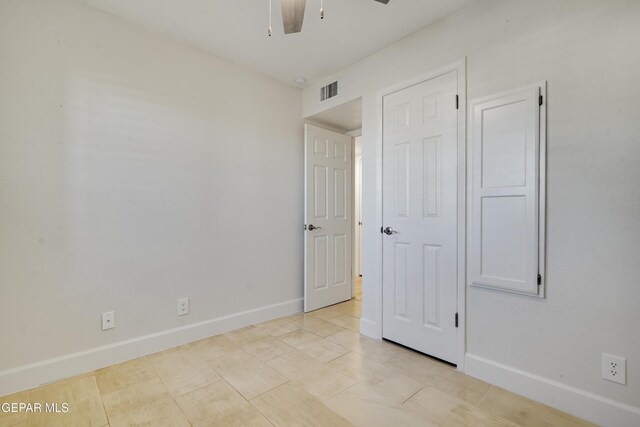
[369,58,467,371]
[354,141,362,278]
[347,129,363,299]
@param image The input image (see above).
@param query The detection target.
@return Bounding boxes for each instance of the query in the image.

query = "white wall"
[303,0,640,424]
[0,0,303,391]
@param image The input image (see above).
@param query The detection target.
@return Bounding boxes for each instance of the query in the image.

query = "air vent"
[320,81,338,102]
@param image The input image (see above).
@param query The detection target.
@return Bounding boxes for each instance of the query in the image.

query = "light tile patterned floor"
[0,279,592,426]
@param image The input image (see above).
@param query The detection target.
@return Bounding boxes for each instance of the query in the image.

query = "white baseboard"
[0,298,303,397]
[359,317,381,339]
[465,353,640,427]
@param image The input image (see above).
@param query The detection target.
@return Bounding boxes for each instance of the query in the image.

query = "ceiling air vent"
[320,81,338,102]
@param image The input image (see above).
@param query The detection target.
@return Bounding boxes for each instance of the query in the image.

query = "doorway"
[304,98,363,314]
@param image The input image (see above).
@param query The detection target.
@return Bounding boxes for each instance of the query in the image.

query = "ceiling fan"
[277,0,390,35]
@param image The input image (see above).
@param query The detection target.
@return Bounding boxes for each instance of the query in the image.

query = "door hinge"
[455,94,459,110]
[537,274,542,285]
[539,94,543,106]
[455,312,459,328]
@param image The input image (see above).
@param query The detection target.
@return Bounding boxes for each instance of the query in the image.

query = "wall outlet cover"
[101,311,115,331]
[177,298,189,316]
[602,353,626,385]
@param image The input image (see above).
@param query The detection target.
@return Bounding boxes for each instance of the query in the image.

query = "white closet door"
[382,70,459,363]
[469,84,545,296]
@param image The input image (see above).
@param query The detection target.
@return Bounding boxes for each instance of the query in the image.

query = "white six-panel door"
[382,71,459,363]
[304,124,352,312]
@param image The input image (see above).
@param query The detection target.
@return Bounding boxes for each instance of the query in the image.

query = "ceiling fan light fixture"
[281,0,306,34]
[274,0,390,36]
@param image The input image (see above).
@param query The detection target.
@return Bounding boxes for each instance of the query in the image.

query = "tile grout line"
[319,377,360,404]
[400,385,426,406]
[472,385,524,427]
[247,387,279,427]
[247,379,291,402]
[151,356,196,427]
[25,389,32,424]
[475,384,493,408]
[206,352,274,402]
[95,373,113,427]
[99,358,161,425]
[172,383,206,427]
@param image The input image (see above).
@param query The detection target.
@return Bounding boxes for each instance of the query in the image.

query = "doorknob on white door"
[307,224,322,231]
[383,227,398,235]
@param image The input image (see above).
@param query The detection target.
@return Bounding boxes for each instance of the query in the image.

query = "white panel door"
[382,71,458,363]
[304,124,352,312]
[469,85,543,296]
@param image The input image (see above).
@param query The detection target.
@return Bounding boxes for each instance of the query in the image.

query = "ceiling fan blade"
[373,0,390,4]
[282,0,306,34]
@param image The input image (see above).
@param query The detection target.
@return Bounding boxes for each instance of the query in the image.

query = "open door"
[304,124,353,312]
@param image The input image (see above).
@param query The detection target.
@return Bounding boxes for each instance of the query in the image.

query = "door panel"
[469,87,541,296]
[394,142,410,218]
[423,136,441,218]
[394,242,409,319]
[313,165,328,219]
[423,244,441,328]
[313,235,328,290]
[382,71,458,363]
[334,234,347,286]
[305,124,352,312]
[334,168,346,219]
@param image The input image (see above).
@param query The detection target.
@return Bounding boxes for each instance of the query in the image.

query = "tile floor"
[0,278,592,426]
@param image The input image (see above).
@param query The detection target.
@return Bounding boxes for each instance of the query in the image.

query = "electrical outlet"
[101,311,115,331]
[602,353,626,385]
[177,298,189,316]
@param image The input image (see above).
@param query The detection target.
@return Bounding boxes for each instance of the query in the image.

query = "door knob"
[383,227,398,235]
[308,224,322,231]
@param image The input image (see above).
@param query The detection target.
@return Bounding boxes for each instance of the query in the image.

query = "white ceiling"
[79,0,475,86]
